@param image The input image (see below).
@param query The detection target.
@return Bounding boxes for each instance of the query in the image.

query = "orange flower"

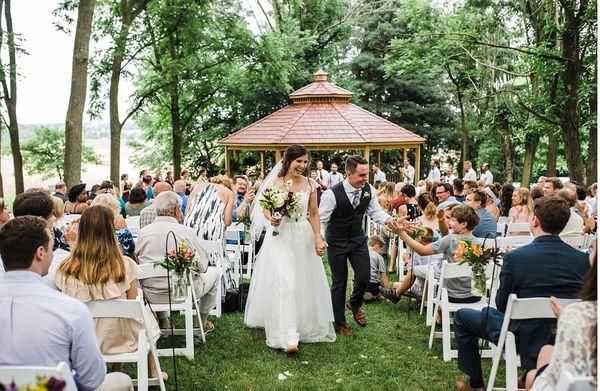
[454,242,466,261]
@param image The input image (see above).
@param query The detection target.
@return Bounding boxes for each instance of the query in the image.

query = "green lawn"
[128,259,504,390]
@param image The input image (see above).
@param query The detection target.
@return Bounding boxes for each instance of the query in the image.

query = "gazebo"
[219,70,426,182]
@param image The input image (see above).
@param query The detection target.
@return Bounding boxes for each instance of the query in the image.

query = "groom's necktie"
[352,189,361,208]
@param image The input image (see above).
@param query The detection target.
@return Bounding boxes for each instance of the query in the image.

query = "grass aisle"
[150,257,483,391]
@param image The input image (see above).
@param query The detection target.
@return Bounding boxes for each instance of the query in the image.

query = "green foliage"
[21,127,102,180]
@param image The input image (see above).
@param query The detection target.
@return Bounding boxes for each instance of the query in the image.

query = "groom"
[319,155,395,335]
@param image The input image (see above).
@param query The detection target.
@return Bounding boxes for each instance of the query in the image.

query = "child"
[383,204,482,304]
[395,227,434,299]
[364,235,390,301]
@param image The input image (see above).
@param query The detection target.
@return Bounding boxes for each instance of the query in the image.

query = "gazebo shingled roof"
[220,70,425,180]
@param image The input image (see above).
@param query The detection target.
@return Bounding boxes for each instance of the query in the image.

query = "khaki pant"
[96,372,134,391]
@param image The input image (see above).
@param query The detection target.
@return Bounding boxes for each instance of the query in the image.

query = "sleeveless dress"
[184,184,236,297]
[244,178,336,349]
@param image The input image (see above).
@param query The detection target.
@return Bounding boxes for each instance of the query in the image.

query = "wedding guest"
[530,186,544,201]
[402,158,415,184]
[453,197,589,391]
[142,175,155,199]
[446,167,457,183]
[398,185,422,221]
[480,163,493,185]
[328,163,343,188]
[138,191,219,332]
[55,206,162,380]
[316,160,330,185]
[173,180,188,215]
[53,182,68,202]
[391,182,406,212]
[65,183,89,214]
[436,183,458,209]
[465,189,498,239]
[0,216,133,390]
[310,170,324,204]
[377,182,396,213]
[463,180,477,194]
[543,177,563,197]
[453,178,466,203]
[536,176,547,186]
[120,173,131,200]
[125,187,152,217]
[51,196,65,221]
[558,188,584,236]
[182,169,194,195]
[528,250,597,390]
[427,160,441,182]
[463,161,477,181]
[153,170,163,184]
[417,193,440,235]
[0,198,9,227]
[483,187,500,220]
[373,163,386,183]
[88,184,100,201]
[139,182,173,229]
[364,235,389,301]
[508,187,533,225]
[231,175,254,222]
[499,184,515,217]
[165,170,174,186]
[99,180,126,218]
[91,194,135,259]
[585,183,597,216]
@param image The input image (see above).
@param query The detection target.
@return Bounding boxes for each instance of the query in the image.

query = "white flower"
[273,192,286,208]
[278,373,287,381]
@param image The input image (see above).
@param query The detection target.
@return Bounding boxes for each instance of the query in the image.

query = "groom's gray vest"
[326,182,371,242]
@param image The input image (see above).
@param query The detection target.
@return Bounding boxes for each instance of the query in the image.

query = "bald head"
[558,188,577,207]
[153,182,172,197]
[173,180,186,193]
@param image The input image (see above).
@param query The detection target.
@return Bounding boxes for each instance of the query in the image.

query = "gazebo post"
[403,148,408,162]
[225,147,231,176]
[260,151,265,175]
[275,149,282,163]
[415,145,421,184]
[364,146,370,163]
[377,150,381,167]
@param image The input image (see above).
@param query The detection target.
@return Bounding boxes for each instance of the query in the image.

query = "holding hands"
[315,236,328,257]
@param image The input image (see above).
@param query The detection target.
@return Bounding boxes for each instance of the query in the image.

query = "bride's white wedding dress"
[244,178,336,349]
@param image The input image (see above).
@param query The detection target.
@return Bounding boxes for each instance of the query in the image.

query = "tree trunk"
[64,0,96,188]
[546,132,558,177]
[1,0,23,194]
[498,111,513,183]
[0,135,3,197]
[521,133,539,187]
[586,91,597,184]
[458,91,467,177]
[559,0,585,184]
[170,82,182,179]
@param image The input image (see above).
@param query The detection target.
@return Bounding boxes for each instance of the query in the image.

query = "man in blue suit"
[454,197,590,391]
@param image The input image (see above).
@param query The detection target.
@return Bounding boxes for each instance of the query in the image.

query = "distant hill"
[1,122,141,142]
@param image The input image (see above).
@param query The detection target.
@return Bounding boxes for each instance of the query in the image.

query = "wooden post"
[275,149,282,163]
[260,151,265,175]
[364,146,370,163]
[377,150,381,167]
[403,148,408,162]
[415,145,421,185]
[224,147,231,176]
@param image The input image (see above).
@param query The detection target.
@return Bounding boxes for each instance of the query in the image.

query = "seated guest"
[64,183,89,214]
[173,179,188,215]
[463,180,477,194]
[391,182,406,212]
[53,182,68,202]
[142,175,155,199]
[137,191,219,333]
[0,216,133,390]
[558,188,584,236]
[530,185,544,201]
[465,189,498,239]
[453,179,466,203]
[88,184,100,201]
[436,183,458,209]
[453,197,589,391]
[99,180,126,218]
[51,195,65,221]
[139,182,172,229]
[543,177,563,197]
[508,187,532,224]
[499,184,515,217]
[483,186,500,220]
[416,193,440,235]
[54,206,162,379]
[384,205,482,304]
[0,197,10,227]
[364,235,389,301]
[125,186,152,217]
[91,194,136,259]
[528,250,597,390]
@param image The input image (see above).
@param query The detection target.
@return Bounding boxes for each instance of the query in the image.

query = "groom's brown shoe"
[334,324,353,336]
[346,301,367,327]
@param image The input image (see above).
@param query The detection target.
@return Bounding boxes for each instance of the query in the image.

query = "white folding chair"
[420,254,444,325]
[497,216,508,224]
[225,224,244,283]
[560,234,588,250]
[0,362,77,391]
[86,297,166,391]
[496,223,507,237]
[555,370,596,391]
[505,222,531,236]
[138,263,205,357]
[199,239,224,317]
[496,236,534,251]
[428,261,495,362]
[487,294,579,391]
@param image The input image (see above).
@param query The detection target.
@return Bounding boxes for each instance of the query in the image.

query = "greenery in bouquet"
[155,240,197,277]
[0,376,66,391]
[259,179,303,235]
[454,239,497,294]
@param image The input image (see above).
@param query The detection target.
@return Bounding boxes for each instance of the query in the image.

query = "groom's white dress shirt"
[319,180,391,229]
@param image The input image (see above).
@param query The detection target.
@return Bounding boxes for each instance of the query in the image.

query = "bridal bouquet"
[259,179,302,236]
[454,239,496,295]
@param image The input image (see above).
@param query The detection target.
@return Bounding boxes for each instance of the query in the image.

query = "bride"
[244,144,336,354]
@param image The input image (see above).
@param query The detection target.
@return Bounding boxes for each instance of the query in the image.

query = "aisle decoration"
[454,239,496,296]
[155,240,197,301]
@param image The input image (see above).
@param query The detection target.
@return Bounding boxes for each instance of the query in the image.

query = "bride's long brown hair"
[279,144,309,177]
[58,205,126,284]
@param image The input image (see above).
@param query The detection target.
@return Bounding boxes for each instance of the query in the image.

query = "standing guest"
[173,180,189,215]
[231,175,254,223]
[364,235,390,301]
[65,183,89,214]
[436,183,458,209]
[499,184,515,217]
[120,173,131,198]
[536,176,547,186]
[427,160,441,182]
[139,169,148,180]
[402,158,415,184]
[88,184,100,201]
[153,170,163,184]
[182,169,194,195]
[0,198,9,227]
[0,216,133,390]
[185,177,236,300]
[125,187,152,217]
[558,188,584,236]
[483,187,500,220]
[310,171,324,205]
[122,181,132,203]
[452,197,589,391]
[316,160,330,185]
[480,163,493,185]
[328,163,343,188]
[463,161,477,181]
[54,206,162,380]
[446,167,457,183]
[373,163,386,183]
[453,179,466,203]
[142,175,155,199]
[139,182,173,229]
[53,182,68,202]
[508,187,533,225]
[465,189,498,238]
[165,171,174,186]
[91,194,135,259]
[543,177,563,197]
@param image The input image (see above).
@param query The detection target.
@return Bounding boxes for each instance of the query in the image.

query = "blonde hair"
[91,193,121,224]
[211,175,232,189]
[51,196,64,220]
[58,205,126,285]
[514,187,533,213]
[382,182,396,200]
[368,235,385,247]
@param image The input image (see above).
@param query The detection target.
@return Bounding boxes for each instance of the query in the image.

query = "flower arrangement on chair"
[155,240,197,301]
[454,239,497,296]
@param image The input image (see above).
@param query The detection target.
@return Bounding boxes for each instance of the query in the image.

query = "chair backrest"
[506,295,579,320]
[497,216,508,224]
[86,297,144,319]
[0,362,77,391]
[556,370,596,391]
[224,226,242,243]
[560,235,587,249]
[496,235,534,250]
[497,223,507,237]
[138,262,170,280]
[439,261,473,280]
[506,222,531,235]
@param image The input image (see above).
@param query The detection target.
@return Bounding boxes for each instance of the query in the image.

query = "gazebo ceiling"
[219,70,425,149]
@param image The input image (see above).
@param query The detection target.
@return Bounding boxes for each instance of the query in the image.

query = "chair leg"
[441,302,452,362]
[137,331,149,391]
[184,297,195,358]
[505,333,519,391]
[428,301,439,349]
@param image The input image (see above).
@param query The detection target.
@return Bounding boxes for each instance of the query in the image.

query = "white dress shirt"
[480,170,494,185]
[427,167,441,182]
[463,168,477,181]
[402,165,415,184]
[328,171,343,187]
[373,170,386,183]
[0,271,106,390]
[316,169,330,184]
[319,180,391,228]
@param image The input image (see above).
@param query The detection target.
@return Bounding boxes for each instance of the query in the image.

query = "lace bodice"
[530,301,597,390]
[272,177,316,220]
